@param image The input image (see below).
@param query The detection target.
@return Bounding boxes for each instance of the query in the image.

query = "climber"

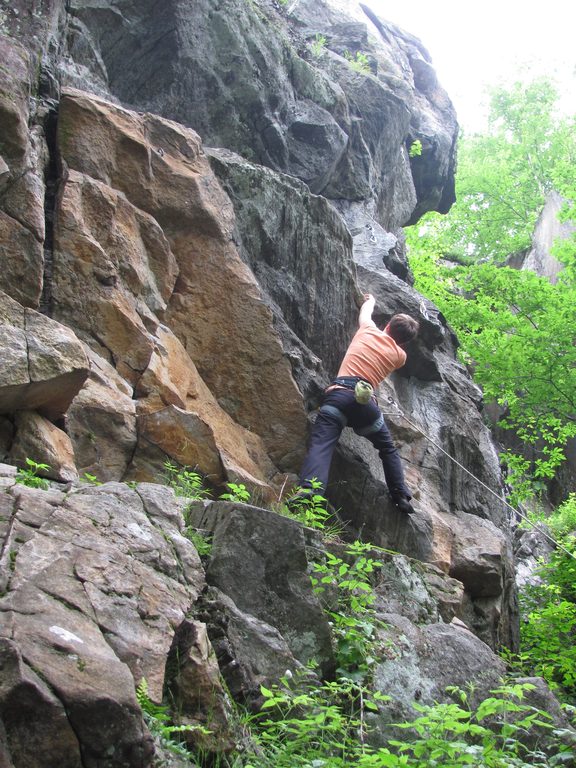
[292,293,419,514]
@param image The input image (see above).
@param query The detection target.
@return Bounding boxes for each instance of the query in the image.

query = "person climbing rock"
[292,293,419,514]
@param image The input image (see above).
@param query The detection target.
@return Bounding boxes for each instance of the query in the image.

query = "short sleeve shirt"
[336,320,406,388]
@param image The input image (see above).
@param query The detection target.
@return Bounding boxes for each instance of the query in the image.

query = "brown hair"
[386,313,419,345]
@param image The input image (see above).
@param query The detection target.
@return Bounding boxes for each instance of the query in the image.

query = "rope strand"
[383,395,576,563]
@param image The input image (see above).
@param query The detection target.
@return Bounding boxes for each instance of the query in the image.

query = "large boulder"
[0,471,234,765]
[0,290,89,420]
[188,500,335,678]
[9,411,78,483]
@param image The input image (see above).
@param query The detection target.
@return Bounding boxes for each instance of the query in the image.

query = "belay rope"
[382,394,576,563]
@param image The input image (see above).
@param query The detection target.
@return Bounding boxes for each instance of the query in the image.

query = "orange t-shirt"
[336,321,406,388]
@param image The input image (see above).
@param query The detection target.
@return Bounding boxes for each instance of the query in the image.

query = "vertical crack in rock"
[0,493,18,593]
[39,107,60,318]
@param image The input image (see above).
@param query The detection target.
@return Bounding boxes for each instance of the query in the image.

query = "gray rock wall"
[0,0,534,763]
[0,466,525,765]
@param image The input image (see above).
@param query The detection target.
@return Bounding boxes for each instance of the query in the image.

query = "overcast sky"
[370,0,576,132]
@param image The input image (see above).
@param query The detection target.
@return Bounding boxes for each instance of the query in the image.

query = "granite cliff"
[0,1,541,765]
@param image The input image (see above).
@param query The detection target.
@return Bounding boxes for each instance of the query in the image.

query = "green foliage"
[408,76,576,503]
[415,77,575,262]
[547,493,576,539]
[311,541,385,682]
[509,498,576,699]
[239,676,572,767]
[136,678,208,758]
[82,472,102,486]
[185,527,213,557]
[283,479,333,530]
[344,50,371,74]
[388,682,565,766]
[411,247,576,501]
[15,458,51,490]
[163,459,210,500]
[219,482,251,503]
[244,673,390,767]
[408,139,422,158]
[310,33,327,57]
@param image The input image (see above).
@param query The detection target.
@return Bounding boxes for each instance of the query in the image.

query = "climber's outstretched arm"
[358,293,376,328]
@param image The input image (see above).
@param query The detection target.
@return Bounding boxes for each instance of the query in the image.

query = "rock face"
[0,471,206,766]
[517,191,574,284]
[58,0,457,224]
[0,465,524,766]
[504,191,576,506]
[0,0,535,764]
[0,290,89,421]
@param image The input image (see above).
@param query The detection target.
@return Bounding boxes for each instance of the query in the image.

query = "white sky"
[370,0,576,132]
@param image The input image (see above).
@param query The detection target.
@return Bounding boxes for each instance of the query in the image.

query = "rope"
[383,395,576,563]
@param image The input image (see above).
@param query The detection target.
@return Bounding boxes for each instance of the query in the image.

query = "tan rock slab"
[57,89,308,472]
[0,291,89,419]
[10,411,78,483]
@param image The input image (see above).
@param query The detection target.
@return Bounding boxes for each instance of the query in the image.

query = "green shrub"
[516,530,576,700]
[311,540,385,682]
[219,482,251,503]
[240,677,573,767]
[136,678,209,758]
[547,494,576,539]
[15,458,50,490]
[163,459,210,500]
[344,50,371,74]
[244,673,389,767]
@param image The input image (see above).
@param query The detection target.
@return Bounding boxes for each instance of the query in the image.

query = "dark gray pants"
[299,388,410,499]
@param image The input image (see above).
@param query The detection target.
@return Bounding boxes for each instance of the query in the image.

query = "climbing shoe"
[393,495,415,515]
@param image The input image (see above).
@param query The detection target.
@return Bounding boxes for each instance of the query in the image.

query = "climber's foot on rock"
[392,494,415,515]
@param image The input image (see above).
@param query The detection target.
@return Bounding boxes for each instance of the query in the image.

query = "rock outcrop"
[0,0,541,764]
[504,191,576,506]
[0,465,524,766]
[512,191,575,283]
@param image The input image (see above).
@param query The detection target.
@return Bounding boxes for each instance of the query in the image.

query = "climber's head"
[385,314,419,346]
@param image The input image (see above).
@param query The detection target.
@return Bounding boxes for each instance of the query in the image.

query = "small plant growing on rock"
[309,33,327,57]
[82,472,102,485]
[219,482,251,503]
[283,479,332,530]
[136,678,208,758]
[185,527,213,558]
[344,50,371,75]
[409,138,423,157]
[15,458,51,490]
[163,460,210,500]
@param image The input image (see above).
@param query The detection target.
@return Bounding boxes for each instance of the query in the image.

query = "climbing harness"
[382,394,576,563]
